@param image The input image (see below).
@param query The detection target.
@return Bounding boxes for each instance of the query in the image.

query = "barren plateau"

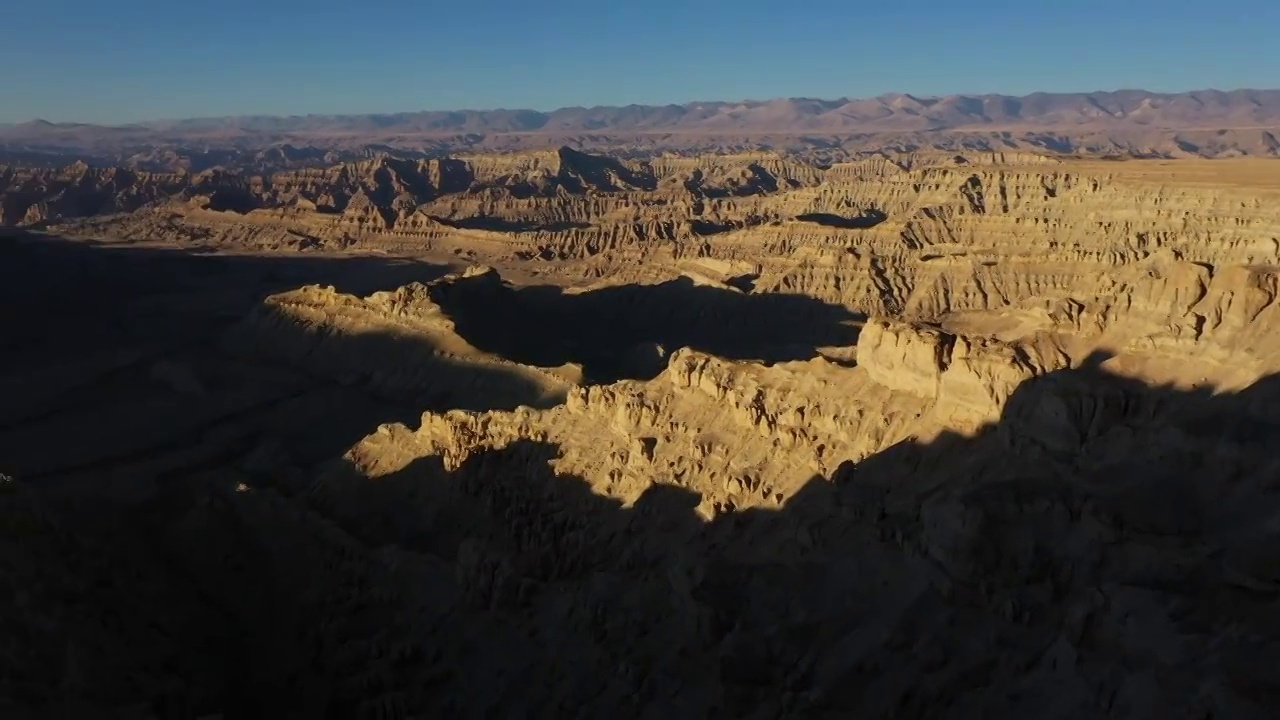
[3,146,1280,718]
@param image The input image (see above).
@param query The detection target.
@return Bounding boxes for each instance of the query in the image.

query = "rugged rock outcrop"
[856,319,1071,425]
[14,151,1279,336]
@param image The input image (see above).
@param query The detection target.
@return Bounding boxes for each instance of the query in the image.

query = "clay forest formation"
[2,89,1280,718]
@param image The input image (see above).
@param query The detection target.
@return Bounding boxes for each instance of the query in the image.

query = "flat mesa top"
[1012,157,1280,191]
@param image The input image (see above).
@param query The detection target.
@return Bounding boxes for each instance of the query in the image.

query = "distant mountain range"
[3,89,1279,165]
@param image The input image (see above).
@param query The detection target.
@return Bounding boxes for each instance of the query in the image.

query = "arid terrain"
[3,143,1280,718]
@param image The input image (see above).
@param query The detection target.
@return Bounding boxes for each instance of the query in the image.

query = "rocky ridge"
[294,249,1280,717]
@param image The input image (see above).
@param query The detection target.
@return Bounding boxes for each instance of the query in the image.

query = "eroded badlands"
[3,150,1280,718]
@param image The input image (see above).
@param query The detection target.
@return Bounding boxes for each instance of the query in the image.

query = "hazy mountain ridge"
[4,89,1280,165]
[10,89,1280,136]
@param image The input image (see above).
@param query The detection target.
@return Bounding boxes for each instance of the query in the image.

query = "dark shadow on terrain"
[688,216,773,237]
[796,209,888,229]
[427,157,479,194]
[0,231,560,480]
[434,148,658,200]
[1175,138,1202,154]
[0,229,454,364]
[724,273,759,292]
[688,218,740,236]
[10,352,1280,716]
[428,214,592,233]
[427,271,863,383]
[960,175,986,213]
[1024,133,1076,154]
[555,146,658,193]
[202,188,260,213]
[684,163,781,198]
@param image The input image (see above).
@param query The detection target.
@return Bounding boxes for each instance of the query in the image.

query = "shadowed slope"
[426,268,863,383]
[5,356,1280,717]
[0,233,566,481]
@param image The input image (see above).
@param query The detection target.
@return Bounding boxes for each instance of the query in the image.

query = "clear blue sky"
[3,0,1277,124]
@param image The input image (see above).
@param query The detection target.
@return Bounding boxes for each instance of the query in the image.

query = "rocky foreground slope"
[2,151,1280,717]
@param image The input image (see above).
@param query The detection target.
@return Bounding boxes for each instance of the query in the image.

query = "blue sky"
[3,0,1277,124]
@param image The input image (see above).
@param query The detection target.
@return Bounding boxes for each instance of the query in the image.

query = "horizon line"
[7,86,1278,129]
